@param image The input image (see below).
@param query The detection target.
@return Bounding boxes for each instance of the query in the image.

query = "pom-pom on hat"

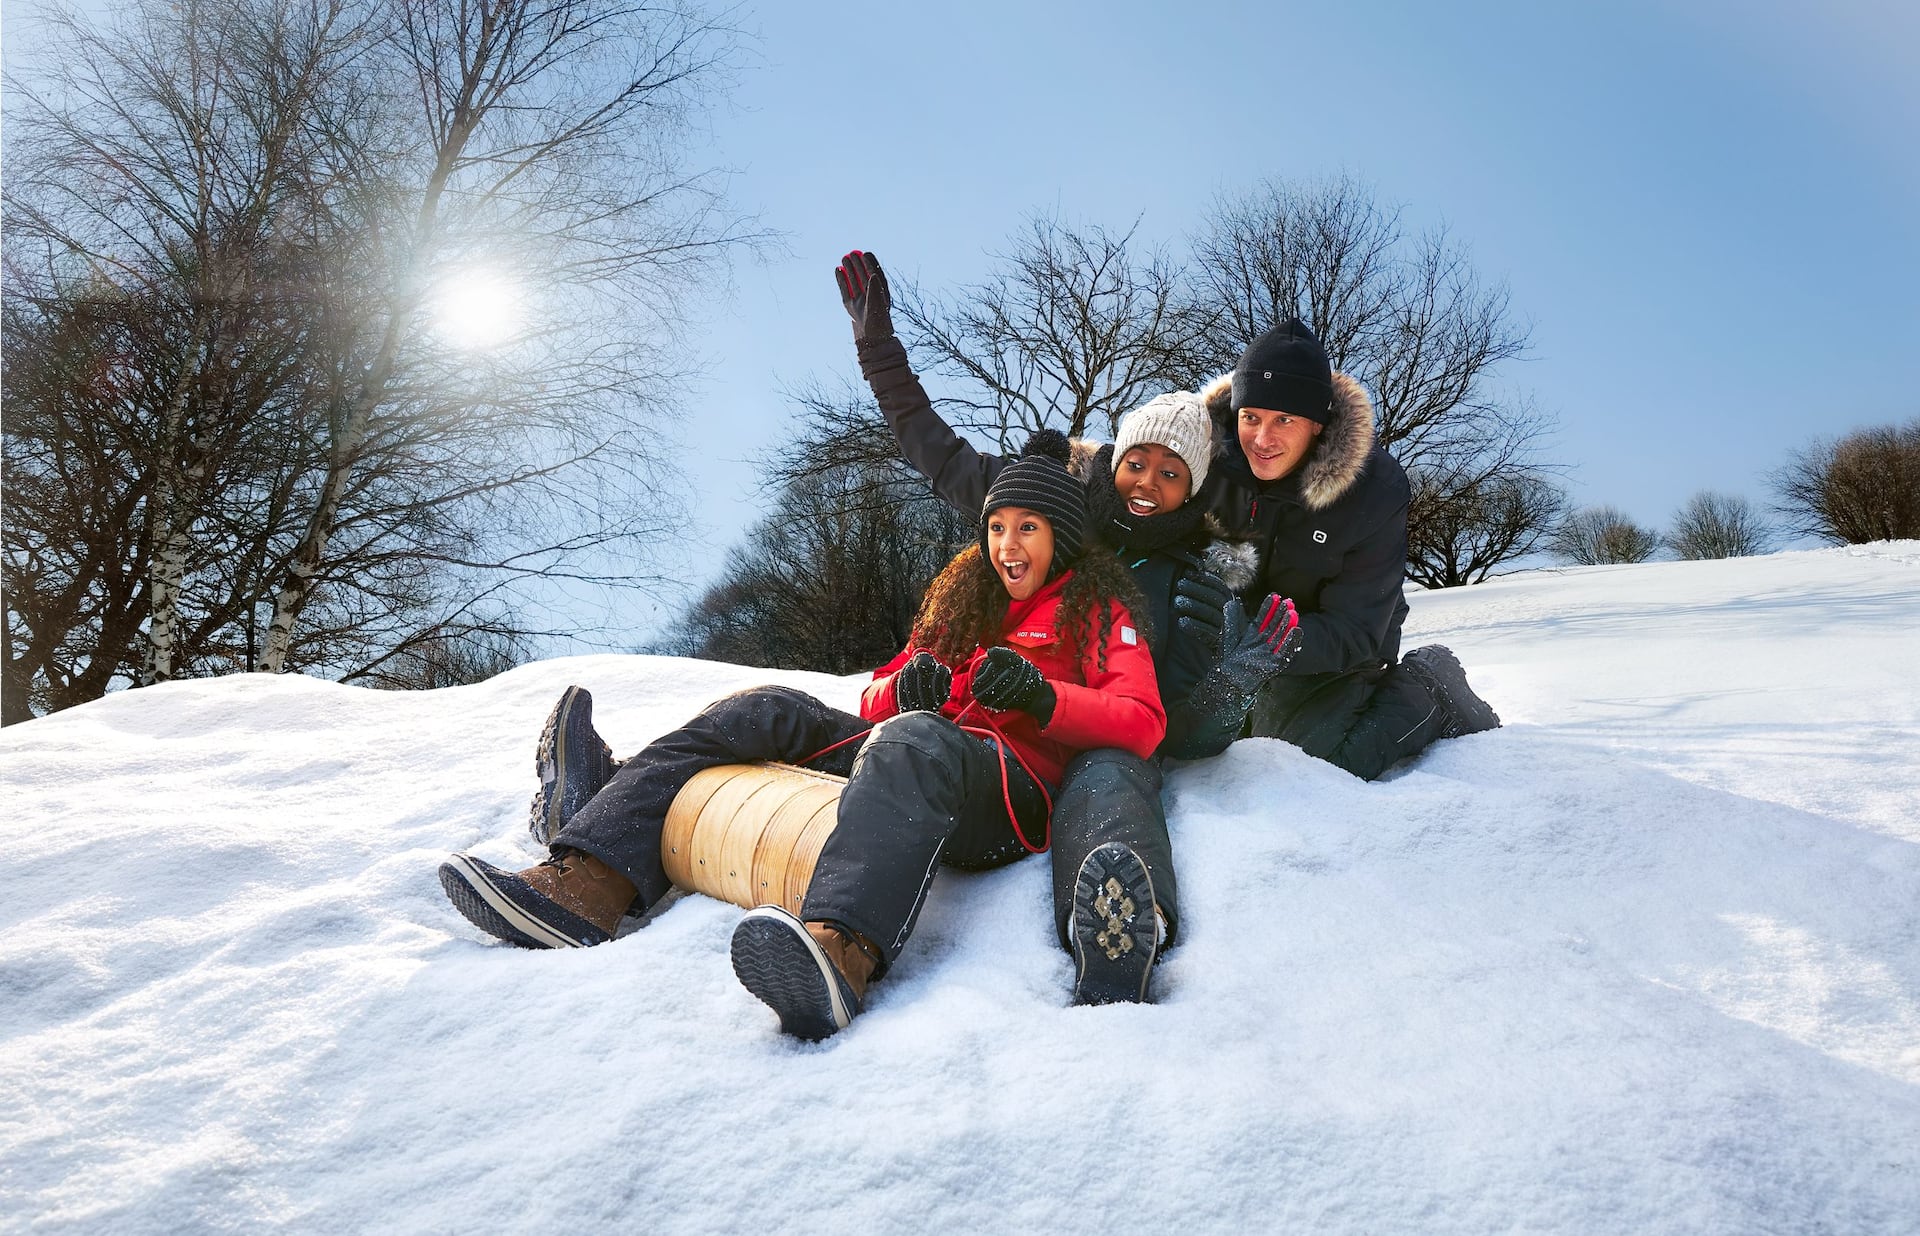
[981,429,1087,569]
[1112,391,1213,493]
[1231,317,1334,424]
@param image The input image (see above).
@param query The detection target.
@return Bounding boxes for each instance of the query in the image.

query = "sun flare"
[430,269,526,350]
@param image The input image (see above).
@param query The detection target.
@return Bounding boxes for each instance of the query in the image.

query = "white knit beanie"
[1111,391,1213,493]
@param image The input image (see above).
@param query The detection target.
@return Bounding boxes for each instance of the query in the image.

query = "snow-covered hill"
[3,545,1917,1233]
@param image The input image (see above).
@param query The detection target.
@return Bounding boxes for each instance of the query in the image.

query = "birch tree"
[4,0,750,719]
[6,0,370,685]
[257,0,745,672]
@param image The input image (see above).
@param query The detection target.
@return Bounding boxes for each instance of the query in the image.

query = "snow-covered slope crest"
[3,544,1917,1233]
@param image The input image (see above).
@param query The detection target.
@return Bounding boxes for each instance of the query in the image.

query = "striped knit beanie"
[981,429,1086,569]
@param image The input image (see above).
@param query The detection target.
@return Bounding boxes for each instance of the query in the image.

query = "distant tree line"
[3,0,753,724]
[1546,418,1917,566]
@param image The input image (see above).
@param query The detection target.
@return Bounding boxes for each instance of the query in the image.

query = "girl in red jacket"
[438,432,1165,1039]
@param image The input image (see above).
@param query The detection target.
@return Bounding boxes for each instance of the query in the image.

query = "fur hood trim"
[1066,436,1104,480]
[1202,370,1377,512]
[1200,517,1260,592]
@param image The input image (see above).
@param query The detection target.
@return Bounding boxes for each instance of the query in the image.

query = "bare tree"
[1549,505,1661,565]
[1771,420,1920,545]
[1409,470,1567,587]
[1188,175,1556,577]
[1666,491,1774,560]
[664,386,973,674]
[1,274,161,722]
[3,0,751,720]
[255,0,748,673]
[5,0,374,686]
[893,214,1212,448]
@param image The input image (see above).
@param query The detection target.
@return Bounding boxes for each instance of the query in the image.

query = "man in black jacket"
[1166,319,1501,776]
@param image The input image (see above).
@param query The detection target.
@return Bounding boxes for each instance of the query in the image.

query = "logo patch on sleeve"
[1120,625,1138,646]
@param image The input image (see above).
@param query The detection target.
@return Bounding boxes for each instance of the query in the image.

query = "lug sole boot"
[1070,842,1159,1005]
[439,848,636,949]
[529,685,620,846]
[730,907,877,1040]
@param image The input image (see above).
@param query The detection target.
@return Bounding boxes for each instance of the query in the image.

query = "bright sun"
[431,269,526,350]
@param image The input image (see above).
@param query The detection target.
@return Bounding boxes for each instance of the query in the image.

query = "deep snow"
[3,545,1917,1233]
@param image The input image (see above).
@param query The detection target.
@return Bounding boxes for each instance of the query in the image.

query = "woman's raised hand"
[835,249,895,343]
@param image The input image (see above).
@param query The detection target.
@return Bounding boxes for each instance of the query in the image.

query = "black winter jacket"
[856,336,1217,709]
[1197,371,1411,678]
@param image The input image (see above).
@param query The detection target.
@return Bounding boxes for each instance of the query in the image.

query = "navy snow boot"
[1399,645,1501,738]
[438,850,634,949]
[529,685,620,846]
[1070,842,1160,1005]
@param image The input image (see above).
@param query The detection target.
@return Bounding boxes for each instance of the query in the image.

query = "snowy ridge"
[2,546,1917,1232]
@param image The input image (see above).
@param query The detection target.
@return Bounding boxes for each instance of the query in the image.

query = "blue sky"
[652,0,1916,629]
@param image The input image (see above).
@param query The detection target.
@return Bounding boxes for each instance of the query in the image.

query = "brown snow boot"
[520,849,637,934]
[728,907,882,1039]
[438,847,637,950]
[806,921,879,1004]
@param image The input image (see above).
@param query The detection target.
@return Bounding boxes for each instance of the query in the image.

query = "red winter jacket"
[861,571,1166,788]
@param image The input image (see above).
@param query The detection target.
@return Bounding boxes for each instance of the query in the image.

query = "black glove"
[1171,568,1234,664]
[970,646,1056,724]
[893,651,952,713]
[835,249,895,343]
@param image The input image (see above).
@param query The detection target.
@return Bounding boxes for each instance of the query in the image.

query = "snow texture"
[3,545,1918,1233]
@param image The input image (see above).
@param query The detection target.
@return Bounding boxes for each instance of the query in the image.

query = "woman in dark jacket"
[1166,318,1502,777]
[836,250,1237,998]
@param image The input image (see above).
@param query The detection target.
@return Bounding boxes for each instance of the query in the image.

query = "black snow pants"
[1048,749,1181,950]
[1247,661,1446,781]
[552,686,1046,977]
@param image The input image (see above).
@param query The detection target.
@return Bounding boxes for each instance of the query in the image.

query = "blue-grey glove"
[1171,568,1234,665]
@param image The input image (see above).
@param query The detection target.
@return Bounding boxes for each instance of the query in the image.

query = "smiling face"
[1113,443,1192,517]
[1237,407,1324,482]
[984,506,1055,601]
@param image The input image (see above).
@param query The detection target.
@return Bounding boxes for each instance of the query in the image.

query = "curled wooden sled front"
[661,762,845,916]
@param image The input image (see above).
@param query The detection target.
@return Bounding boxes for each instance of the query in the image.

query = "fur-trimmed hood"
[1200,369,1376,513]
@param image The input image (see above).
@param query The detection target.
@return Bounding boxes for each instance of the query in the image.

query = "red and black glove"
[1235,594,1301,666]
[834,249,895,343]
[893,651,952,713]
[970,646,1056,725]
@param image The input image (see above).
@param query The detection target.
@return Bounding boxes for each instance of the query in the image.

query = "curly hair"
[911,544,1151,674]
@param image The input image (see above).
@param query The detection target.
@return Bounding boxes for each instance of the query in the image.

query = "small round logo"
[1312,530,1328,544]
[1263,370,1273,379]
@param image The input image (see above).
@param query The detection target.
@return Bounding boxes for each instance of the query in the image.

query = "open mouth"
[1000,560,1029,583]
[1127,496,1159,516]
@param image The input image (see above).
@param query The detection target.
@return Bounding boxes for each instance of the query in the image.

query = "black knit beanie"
[1231,318,1335,424]
[981,429,1086,572]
